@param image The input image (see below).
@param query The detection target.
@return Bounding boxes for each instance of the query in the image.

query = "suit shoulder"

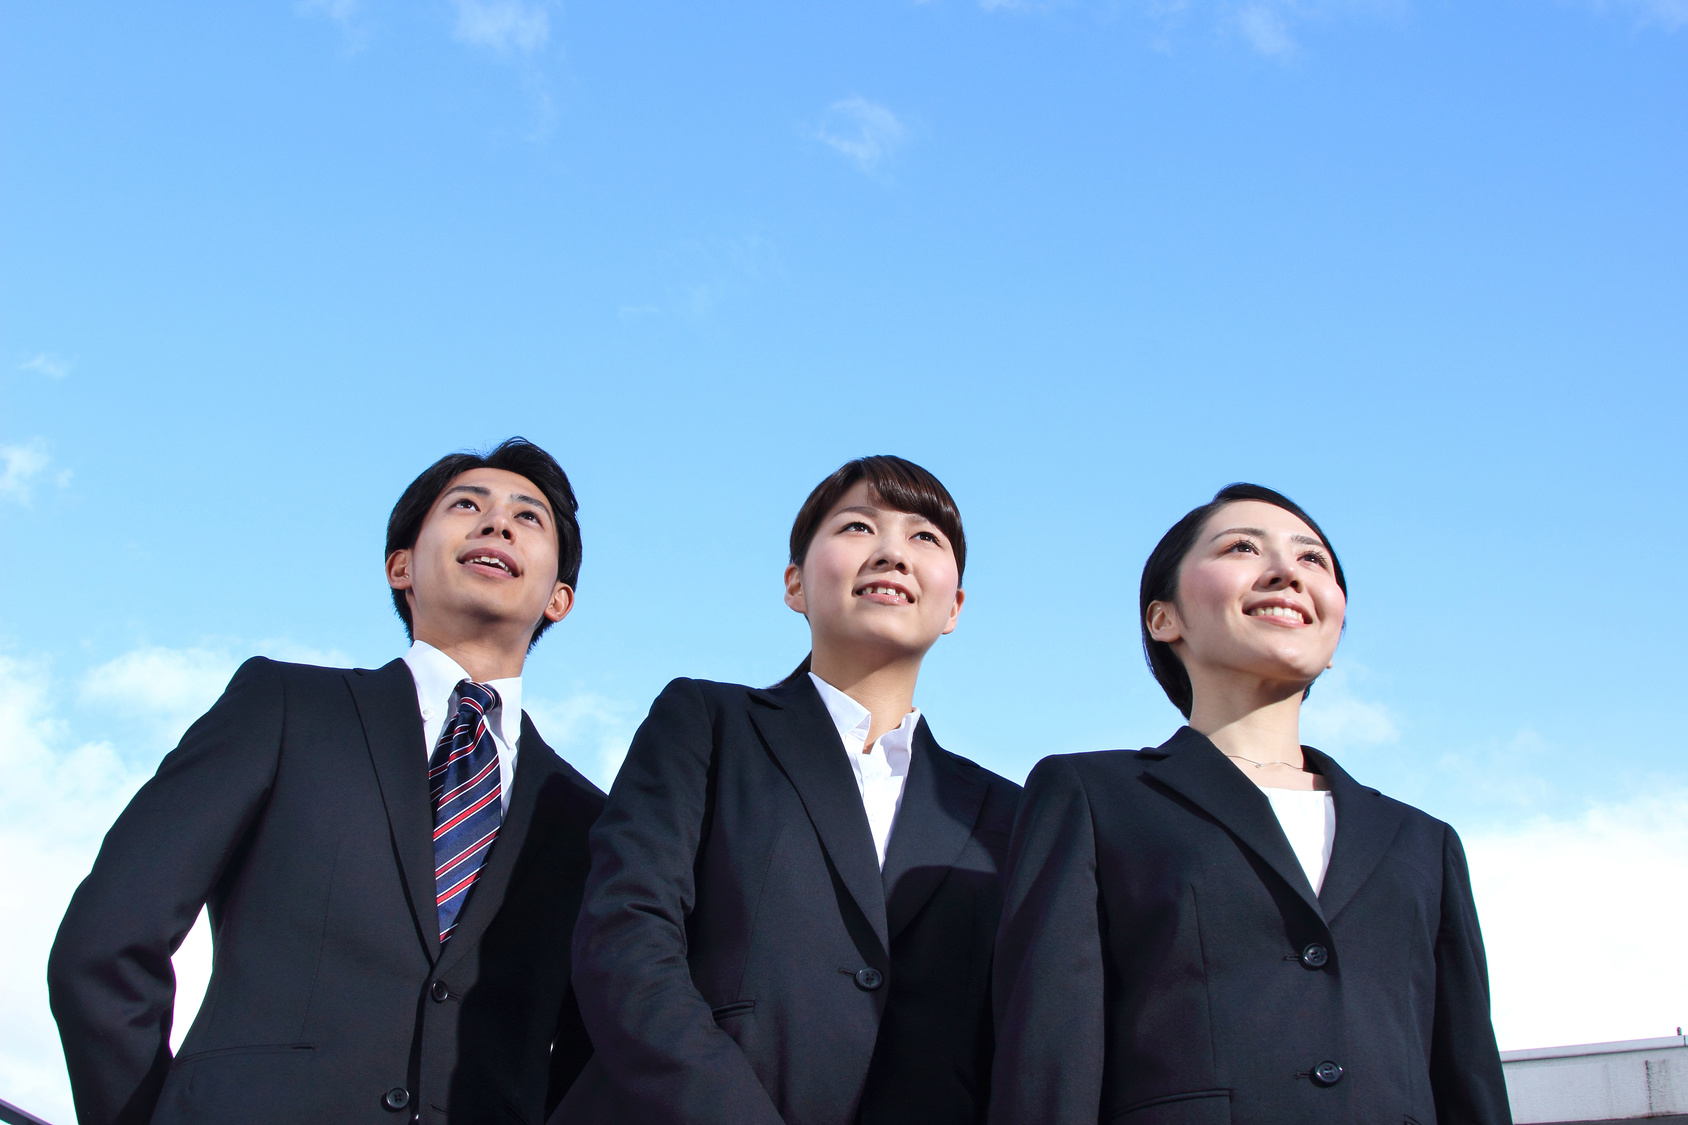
[935,747,1023,797]
[1031,748,1157,783]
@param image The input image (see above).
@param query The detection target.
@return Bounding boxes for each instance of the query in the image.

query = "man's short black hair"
[385,437,582,647]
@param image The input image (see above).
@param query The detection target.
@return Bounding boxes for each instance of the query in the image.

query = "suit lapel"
[435,713,556,974]
[1143,726,1325,922]
[881,721,987,943]
[747,680,889,953]
[1304,747,1408,922]
[345,660,440,964]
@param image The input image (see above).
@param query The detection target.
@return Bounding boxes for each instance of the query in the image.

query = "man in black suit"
[554,456,1022,1125]
[48,438,605,1125]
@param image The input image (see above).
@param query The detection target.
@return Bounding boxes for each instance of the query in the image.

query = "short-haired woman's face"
[784,480,964,667]
[1148,500,1346,694]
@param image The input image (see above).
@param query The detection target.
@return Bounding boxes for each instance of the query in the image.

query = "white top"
[808,672,920,869]
[1263,787,1336,895]
[403,640,522,816]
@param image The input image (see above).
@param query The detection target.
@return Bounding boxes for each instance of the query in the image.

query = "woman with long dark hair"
[554,456,1021,1125]
[990,484,1510,1125]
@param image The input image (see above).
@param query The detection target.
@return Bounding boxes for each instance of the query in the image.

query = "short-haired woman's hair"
[779,455,965,684]
[385,437,582,648]
[1139,483,1346,719]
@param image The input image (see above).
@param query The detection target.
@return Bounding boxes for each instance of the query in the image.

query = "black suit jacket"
[990,727,1511,1125]
[554,676,1023,1125]
[48,656,605,1125]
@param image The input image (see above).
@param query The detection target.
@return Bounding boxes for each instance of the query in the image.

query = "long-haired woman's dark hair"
[1139,483,1346,718]
[779,455,965,684]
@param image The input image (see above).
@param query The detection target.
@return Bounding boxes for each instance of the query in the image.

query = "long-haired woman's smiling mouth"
[854,581,914,604]
[1244,598,1310,625]
[458,547,521,578]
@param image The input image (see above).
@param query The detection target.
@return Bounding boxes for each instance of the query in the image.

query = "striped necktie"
[430,680,504,944]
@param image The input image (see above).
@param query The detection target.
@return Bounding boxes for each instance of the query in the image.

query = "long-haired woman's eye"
[1226,539,1257,554]
[1302,550,1329,568]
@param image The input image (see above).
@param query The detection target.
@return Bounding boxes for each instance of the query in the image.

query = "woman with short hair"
[990,483,1511,1125]
[556,456,1021,1125]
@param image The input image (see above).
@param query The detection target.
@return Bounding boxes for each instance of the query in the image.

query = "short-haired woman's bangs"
[789,455,966,583]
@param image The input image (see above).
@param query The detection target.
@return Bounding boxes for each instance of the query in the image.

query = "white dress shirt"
[404,640,522,816]
[808,672,920,869]
[1263,787,1336,895]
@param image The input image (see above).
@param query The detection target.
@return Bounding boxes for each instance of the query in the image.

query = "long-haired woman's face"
[1147,500,1345,692]
[784,480,964,665]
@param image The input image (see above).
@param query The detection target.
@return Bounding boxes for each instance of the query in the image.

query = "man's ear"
[939,587,966,636]
[386,550,413,592]
[1145,600,1182,644]
[783,563,807,615]
[544,583,575,625]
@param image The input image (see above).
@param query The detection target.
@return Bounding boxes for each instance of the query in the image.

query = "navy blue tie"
[430,680,504,943]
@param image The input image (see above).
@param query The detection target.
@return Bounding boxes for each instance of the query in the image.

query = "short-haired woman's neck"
[1185,667,1310,772]
[809,646,923,750]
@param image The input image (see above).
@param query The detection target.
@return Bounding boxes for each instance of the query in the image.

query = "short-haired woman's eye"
[1302,550,1329,568]
[915,530,940,544]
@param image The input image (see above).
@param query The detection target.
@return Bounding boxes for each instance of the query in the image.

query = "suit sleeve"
[568,678,785,1125]
[1430,825,1515,1125]
[988,755,1106,1125]
[46,656,285,1125]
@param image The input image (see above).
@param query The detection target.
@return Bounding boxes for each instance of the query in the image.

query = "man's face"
[386,468,572,648]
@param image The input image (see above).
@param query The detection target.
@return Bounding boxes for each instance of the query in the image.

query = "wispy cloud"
[1468,789,1688,1049]
[1301,666,1401,748]
[1235,2,1298,55]
[18,352,71,379]
[525,688,641,789]
[1601,0,1688,30]
[449,0,551,54]
[0,438,70,504]
[815,96,909,175]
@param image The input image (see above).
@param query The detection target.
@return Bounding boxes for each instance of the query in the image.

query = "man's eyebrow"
[1208,525,1324,549]
[510,492,552,516]
[444,485,492,499]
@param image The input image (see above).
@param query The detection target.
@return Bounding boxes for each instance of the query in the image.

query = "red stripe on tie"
[437,867,483,907]
[435,827,499,879]
[433,789,500,841]
[435,756,499,809]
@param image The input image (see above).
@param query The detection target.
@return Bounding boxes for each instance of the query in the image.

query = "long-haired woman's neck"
[808,649,923,749]
[1186,674,1308,769]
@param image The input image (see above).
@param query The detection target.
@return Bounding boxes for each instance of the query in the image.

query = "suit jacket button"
[1312,1060,1344,1087]
[431,980,450,1002]
[853,967,884,990]
[1300,943,1330,969]
[382,1087,411,1110]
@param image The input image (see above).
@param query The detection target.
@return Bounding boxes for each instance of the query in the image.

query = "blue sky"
[2,0,1685,1118]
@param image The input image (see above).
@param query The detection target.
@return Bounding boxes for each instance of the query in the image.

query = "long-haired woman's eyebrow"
[1208,526,1266,541]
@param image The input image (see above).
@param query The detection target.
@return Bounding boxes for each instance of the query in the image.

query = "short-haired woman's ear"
[782,563,807,615]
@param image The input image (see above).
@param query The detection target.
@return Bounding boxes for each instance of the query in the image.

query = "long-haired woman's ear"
[782,563,807,615]
[1145,600,1182,644]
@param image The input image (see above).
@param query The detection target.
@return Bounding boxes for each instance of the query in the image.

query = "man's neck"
[808,651,921,749]
[412,626,528,682]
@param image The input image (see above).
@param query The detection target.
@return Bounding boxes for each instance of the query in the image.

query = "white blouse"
[1263,787,1336,895]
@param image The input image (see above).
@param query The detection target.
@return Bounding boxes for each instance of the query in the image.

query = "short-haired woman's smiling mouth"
[854,580,914,605]
[1243,597,1311,626]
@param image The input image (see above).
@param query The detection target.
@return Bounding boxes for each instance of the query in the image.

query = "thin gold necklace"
[1223,752,1304,771]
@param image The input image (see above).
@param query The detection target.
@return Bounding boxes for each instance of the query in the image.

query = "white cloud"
[449,0,551,54]
[1,438,57,504]
[1236,2,1298,54]
[1595,0,1688,30]
[0,652,212,1124]
[815,96,909,174]
[1467,790,1688,1050]
[79,647,243,752]
[18,352,71,379]
[1301,666,1400,748]
[524,688,641,790]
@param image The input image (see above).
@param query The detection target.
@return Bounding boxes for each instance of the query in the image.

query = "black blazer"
[990,727,1511,1125]
[48,656,605,1125]
[554,676,1023,1125]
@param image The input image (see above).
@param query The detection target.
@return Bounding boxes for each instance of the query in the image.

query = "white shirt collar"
[403,640,523,747]
[806,672,920,761]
